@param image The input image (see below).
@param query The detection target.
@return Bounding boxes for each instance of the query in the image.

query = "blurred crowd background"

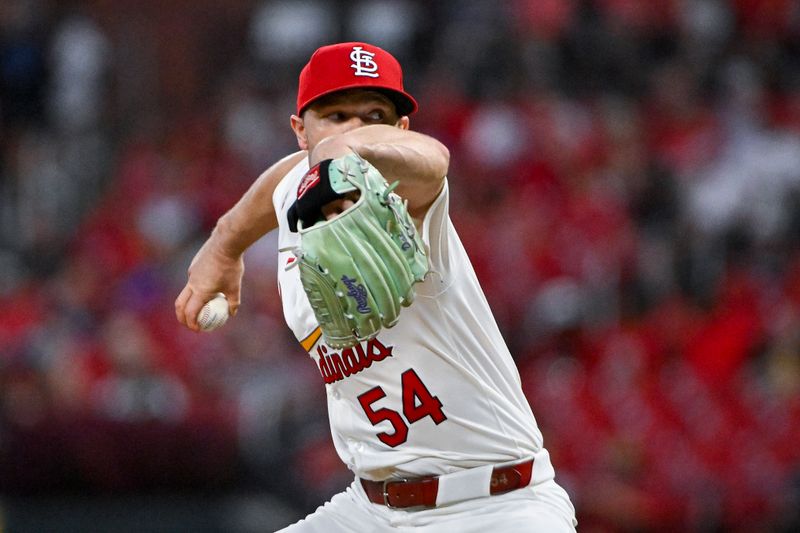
[1,0,800,531]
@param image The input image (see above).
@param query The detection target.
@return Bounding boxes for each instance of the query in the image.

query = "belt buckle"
[382,478,408,508]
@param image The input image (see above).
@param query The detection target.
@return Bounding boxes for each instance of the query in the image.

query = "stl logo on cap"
[350,46,379,78]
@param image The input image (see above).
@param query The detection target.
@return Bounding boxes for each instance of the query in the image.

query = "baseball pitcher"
[176,42,577,532]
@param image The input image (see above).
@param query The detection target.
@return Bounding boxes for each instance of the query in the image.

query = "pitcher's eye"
[366,110,384,122]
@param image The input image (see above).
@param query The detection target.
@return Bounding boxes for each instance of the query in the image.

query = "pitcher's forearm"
[309,125,449,216]
[310,125,448,182]
[212,209,272,258]
[213,150,306,258]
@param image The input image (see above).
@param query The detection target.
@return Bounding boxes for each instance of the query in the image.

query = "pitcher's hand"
[175,237,243,332]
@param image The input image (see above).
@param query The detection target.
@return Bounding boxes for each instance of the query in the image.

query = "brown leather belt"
[360,459,534,509]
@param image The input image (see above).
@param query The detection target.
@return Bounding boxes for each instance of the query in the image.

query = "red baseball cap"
[296,42,418,116]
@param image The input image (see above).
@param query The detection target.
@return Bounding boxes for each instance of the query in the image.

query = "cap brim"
[299,84,418,116]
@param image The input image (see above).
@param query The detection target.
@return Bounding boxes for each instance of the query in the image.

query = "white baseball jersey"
[273,159,544,482]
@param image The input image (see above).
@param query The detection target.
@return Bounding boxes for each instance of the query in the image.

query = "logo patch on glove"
[297,165,321,199]
[341,275,371,313]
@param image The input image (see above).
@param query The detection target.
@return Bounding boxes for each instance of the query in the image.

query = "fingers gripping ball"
[197,293,230,331]
[286,154,429,348]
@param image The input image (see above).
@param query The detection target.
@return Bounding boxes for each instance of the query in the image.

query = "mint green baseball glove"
[286,154,429,349]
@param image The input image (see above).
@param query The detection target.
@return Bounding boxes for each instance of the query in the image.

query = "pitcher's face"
[291,89,409,152]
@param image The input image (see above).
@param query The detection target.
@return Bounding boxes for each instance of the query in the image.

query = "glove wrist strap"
[287,159,339,232]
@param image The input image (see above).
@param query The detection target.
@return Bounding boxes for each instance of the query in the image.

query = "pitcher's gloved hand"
[285,153,429,348]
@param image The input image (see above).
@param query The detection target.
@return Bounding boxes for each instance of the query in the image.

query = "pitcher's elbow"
[434,141,450,179]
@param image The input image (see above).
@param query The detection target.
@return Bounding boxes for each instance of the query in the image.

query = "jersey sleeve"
[415,178,455,297]
[273,158,322,344]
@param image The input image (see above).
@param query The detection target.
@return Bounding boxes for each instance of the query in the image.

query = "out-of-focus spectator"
[249,0,336,65]
[48,14,110,133]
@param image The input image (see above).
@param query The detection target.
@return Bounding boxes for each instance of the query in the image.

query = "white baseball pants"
[276,450,577,532]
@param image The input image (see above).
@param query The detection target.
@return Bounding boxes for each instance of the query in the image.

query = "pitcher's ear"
[290,115,309,150]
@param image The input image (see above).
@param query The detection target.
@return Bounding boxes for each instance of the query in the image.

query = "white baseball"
[197,293,229,331]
